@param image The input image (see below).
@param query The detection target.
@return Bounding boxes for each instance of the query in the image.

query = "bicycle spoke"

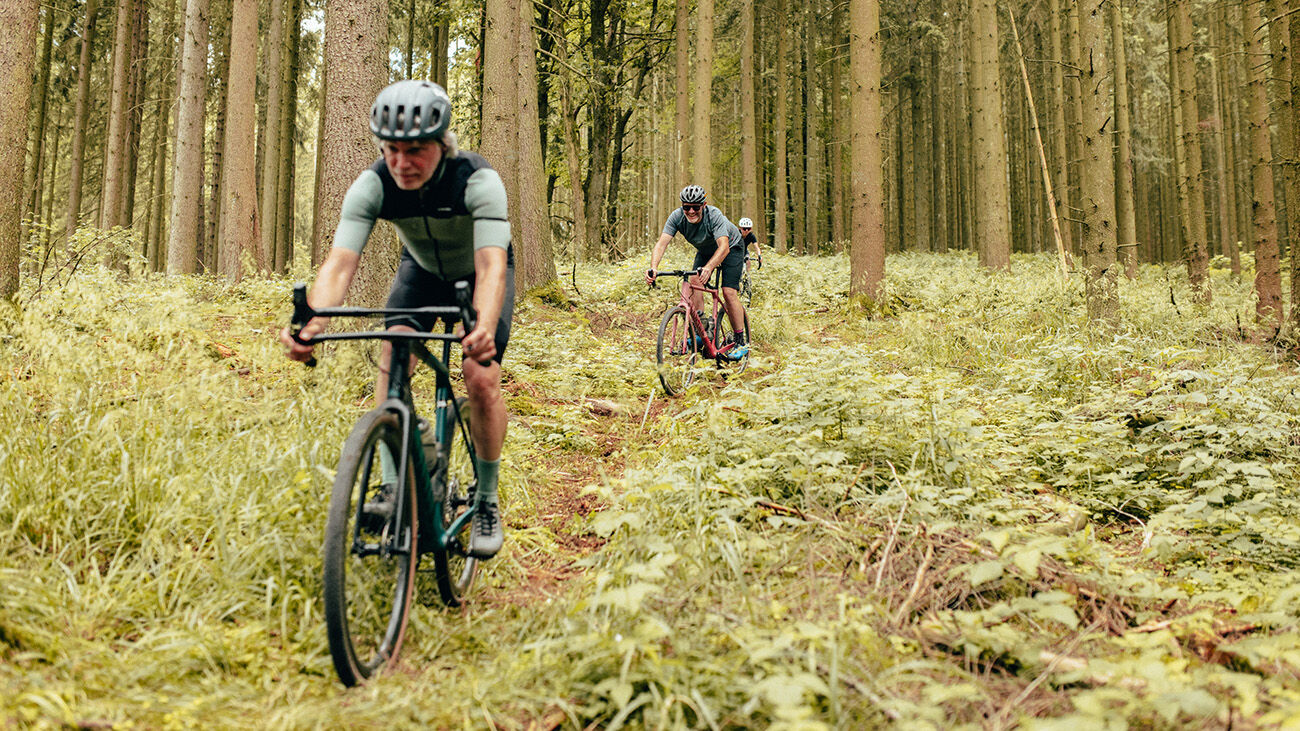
[323,410,418,686]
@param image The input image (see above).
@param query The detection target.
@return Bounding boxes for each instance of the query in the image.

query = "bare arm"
[645,233,674,284]
[696,236,730,284]
[279,248,360,360]
[460,246,508,362]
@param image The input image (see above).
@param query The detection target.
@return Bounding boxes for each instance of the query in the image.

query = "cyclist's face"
[740,227,751,235]
[381,139,444,189]
[682,203,704,223]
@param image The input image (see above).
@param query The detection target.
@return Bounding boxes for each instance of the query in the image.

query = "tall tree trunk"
[317,0,389,303]
[829,0,846,249]
[1245,0,1281,326]
[740,0,758,240]
[1268,0,1294,259]
[674,0,689,186]
[970,0,1011,270]
[275,0,302,273]
[1079,0,1118,327]
[774,0,788,253]
[803,0,819,253]
[1211,3,1241,277]
[512,0,555,291]
[259,0,285,271]
[218,0,260,279]
[204,0,233,271]
[848,0,884,301]
[911,51,930,252]
[122,2,147,229]
[167,0,208,273]
[65,0,100,241]
[1066,3,1085,253]
[693,0,713,192]
[22,3,55,240]
[101,0,135,230]
[1110,0,1137,277]
[1289,0,1300,330]
[0,0,39,299]
[582,0,613,258]
[557,26,587,258]
[1174,0,1210,301]
[146,0,177,271]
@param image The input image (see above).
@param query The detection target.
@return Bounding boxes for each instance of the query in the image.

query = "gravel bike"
[290,282,480,687]
[650,268,751,395]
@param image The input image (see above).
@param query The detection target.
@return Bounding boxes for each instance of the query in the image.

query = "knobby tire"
[322,408,418,687]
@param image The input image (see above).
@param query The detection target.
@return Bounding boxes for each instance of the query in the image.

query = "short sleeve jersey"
[661,205,743,253]
[331,152,510,280]
[742,231,757,247]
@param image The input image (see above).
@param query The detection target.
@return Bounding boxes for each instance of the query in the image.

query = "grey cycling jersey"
[332,151,510,280]
[662,205,743,252]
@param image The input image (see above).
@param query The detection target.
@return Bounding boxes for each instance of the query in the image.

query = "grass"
[3,248,1300,728]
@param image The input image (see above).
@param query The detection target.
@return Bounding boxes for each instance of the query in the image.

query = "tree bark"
[1079,0,1118,327]
[1110,0,1137,277]
[167,0,208,274]
[512,0,555,290]
[1174,0,1210,301]
[65,0,100,241]
[275,0,302,273]
[0,0,39,299]
[693,0,714,192]
[774,0,789,253]
[674,0,689,186]
[740,0,759,240]
[259,0,285,271]
[318,0,389,303]
[848,0,884,301]
[1245,0,1281,326]
[970,0,1011,270]
[101,0,135,230]
[217,0,260,280]
[22,3,55,240]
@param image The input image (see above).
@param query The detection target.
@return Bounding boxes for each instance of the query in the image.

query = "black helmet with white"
[679,185,707,205]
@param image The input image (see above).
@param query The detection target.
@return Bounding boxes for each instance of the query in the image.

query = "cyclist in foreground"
[279,80,513,559]
[644,185,749,360]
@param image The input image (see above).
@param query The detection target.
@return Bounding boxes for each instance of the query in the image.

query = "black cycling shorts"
[384,246,515,363]
[692,245,746,290]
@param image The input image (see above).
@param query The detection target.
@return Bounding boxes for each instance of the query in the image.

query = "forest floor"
[4,249,1300,729]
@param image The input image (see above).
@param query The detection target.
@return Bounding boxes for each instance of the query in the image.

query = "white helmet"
[738,217,753,228]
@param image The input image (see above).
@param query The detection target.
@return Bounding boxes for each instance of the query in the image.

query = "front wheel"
[656,305,700,396]
[430,396,479,605]
[322,408,418,687]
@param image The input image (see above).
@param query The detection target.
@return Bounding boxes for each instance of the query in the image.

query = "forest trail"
[4,252,1300,728]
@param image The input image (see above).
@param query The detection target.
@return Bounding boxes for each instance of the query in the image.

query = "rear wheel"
[656,305,700,395]
[431,396,478,605]
[323,408,418,687]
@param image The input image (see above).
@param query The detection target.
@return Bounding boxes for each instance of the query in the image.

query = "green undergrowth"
[3,250,1300,728]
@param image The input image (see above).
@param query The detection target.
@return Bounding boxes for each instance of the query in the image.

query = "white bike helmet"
[738,217,753,228]
[369,80,452,141]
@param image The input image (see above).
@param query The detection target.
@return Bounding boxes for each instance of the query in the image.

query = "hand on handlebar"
[459,323,497,364]
[645,268,657,286]
[280,319,323,365]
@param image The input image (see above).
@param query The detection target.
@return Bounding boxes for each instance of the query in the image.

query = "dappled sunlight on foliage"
[3,253,1300,727]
